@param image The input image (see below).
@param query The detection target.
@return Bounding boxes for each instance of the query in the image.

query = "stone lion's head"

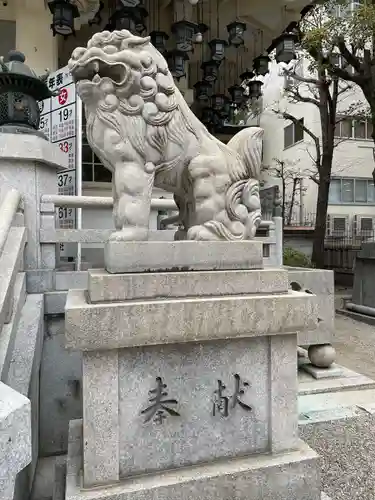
[68,29,178,126]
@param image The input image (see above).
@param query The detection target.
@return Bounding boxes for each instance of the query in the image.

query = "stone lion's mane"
[81,29,261,183]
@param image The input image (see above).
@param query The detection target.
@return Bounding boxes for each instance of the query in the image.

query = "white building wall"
[260,57,375,228]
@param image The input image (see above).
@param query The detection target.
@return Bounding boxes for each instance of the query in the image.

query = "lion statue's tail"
[220,127,264,239]
[227,127,264,181]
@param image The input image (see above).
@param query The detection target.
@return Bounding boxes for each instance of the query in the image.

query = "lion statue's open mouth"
[68,29,263,243]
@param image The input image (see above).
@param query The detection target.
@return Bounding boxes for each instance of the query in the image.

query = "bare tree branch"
[336,35,362,73]
[272,109,322,171]
[284,70,320,87]
[286,85,320,107]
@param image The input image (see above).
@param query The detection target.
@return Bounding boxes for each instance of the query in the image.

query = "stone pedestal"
[0,134,67,270]
[65,241,321,500]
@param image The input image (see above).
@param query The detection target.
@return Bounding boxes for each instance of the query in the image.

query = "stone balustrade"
[38,194,284,270]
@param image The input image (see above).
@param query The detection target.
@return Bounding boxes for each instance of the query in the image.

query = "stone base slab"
[88,268,289,302]
[301,363,343,380]
[104,240,263,274]
[65,289,317,351]
[65,420,321,500]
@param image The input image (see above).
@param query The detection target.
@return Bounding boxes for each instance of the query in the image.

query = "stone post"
[0,134,67,272]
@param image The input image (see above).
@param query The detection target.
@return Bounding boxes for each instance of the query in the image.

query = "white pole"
[76,94,83,271]
[299,177,304,226]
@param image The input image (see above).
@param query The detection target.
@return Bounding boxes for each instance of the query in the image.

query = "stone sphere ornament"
[308,344,336,368]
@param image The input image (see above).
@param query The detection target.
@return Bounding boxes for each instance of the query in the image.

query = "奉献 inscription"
[141,377,180,424]
[213,374,252,417]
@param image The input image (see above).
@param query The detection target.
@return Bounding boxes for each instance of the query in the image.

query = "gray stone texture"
[0,382,31,500]
[65,288,317,351]
[352,242,375,308]
[83,350,119,487]
[88,268,289,302]
[104,240,263,274]
[301,363,344,380]
[0,134,66,270]
[5,293,44,493]
[0,273,26,380]
[0,227,26,330]
[286,268,334,346]
[116,335,297,477]
[65,420,320,500]
[39,316,82,457]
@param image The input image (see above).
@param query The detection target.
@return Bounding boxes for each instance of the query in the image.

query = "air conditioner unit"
[353,215,375,236]
[326,214,349,237]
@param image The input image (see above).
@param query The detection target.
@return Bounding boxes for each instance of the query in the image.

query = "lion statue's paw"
[187,224,221,241]
[109,228,149,242]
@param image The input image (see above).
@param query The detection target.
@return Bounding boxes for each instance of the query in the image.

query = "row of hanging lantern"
[47,0,300,131]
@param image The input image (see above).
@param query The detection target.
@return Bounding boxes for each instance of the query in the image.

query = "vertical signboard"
[38,66,82,259]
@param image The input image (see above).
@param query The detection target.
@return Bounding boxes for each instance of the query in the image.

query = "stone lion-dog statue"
[68,29,264,242]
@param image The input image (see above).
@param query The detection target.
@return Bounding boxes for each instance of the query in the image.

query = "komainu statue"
[68,30,263,241]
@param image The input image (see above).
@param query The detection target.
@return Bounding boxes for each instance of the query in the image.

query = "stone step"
[88,268,289,303]
[65,288,317,351]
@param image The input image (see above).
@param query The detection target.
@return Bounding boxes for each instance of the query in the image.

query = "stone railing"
[0,188,44,500]
[39,194,284,270]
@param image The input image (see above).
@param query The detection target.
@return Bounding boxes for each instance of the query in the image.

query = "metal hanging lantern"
[253,54,270,76]
[0,51,54,136]
[239,70,255,83]
[274,32,298,64]
[108,5,148,34]
[166,50,189,80]
[228,84,244,106]
[201,60,220,83]
[211,94,229,113]
[193,81,212,102]
[247,79,263,99]
[228,102,237,123]
[208,39,228,62]
[133,4,148,35]
[171,20,199,52]
[201,107,215,126]
[194,23,209,44]
[88,0,104,26]
[227,21,247,47]
[48,0,79,37]
[150,31,169,55]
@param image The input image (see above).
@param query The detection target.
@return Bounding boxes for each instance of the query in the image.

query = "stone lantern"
[0,51,54,137]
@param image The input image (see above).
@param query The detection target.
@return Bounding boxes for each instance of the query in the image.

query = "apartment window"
[329,178,375,204]
[284,119,304,148]
[330,53,357,74]
[82,111,112,182]
[335,116,373,140]
[333,0,363,17]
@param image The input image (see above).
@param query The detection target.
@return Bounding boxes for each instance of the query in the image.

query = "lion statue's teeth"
[68,29,263,242]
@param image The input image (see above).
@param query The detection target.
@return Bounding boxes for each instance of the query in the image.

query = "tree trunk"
[287,178,298,225]
[282,177,286,224]
[311,157,331,269]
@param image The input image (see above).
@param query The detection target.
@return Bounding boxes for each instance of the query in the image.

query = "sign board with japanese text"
[38,66,82,259]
